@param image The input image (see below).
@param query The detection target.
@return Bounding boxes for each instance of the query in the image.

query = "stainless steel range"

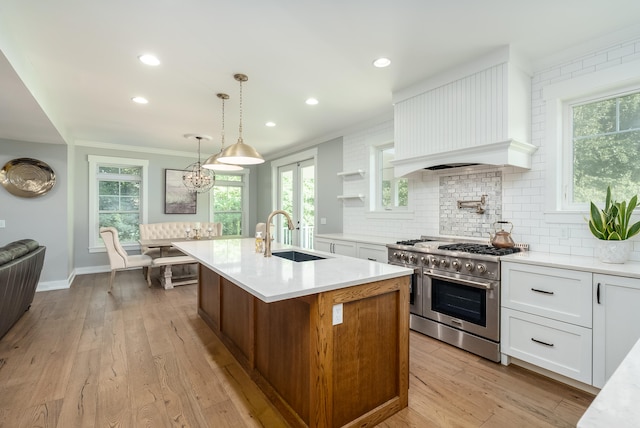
[387,237,521,362]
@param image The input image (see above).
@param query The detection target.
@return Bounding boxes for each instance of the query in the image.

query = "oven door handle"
[426,271,495,290]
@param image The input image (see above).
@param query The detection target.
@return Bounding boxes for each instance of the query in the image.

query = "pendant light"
[182,134,215,193]
[203,93,243,171]
[217,73,265,165]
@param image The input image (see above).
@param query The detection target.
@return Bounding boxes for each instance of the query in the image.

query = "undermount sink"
[272,250,326,262]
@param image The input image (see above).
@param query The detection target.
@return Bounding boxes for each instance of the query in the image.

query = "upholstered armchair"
[100,227,153,293]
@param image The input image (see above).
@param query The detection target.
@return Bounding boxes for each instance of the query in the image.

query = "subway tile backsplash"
[439,171,502,238]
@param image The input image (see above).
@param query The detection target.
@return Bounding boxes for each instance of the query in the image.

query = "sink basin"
[272,250,326,262]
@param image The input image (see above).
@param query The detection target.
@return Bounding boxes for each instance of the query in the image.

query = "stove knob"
[420,256,427,264]
[452,260,461,271]
[477,264,487,273]
[465,262,474,272]
[431,258,439,266]
[409,254,417,263]
[393,252,401,260]
[439,259,449,268]
[401,253,408,261]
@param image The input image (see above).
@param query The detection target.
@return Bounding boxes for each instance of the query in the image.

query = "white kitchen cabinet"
[502,262,592,327]
[592,274,640,388]
[314,237,357,257]
[501,262,593,384]
[356,243,388,262]
[502,308,592,384]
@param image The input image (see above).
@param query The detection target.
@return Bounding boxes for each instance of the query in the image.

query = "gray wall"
[1,135,342,285]
[73,145,216,269]
[255,137,343,235]
[0,139,69,283]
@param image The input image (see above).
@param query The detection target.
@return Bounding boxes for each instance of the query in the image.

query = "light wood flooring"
[0,269,594,427]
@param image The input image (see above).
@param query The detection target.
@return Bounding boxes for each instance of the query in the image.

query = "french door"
[277,158,315,248]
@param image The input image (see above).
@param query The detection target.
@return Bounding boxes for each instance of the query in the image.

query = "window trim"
[367,139,413,219]
[375,143,408,212]
[210,169,250,237]
[88,155,149,252]
[542,60,640,223]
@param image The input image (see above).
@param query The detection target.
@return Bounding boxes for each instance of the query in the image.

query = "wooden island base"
[198,265,409,428]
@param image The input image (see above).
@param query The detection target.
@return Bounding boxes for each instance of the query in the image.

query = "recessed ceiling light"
[265,121,276,127]
[373,57,391,68]
[138,54,160,66]
[305,98,319,105]
[131,96,149,104]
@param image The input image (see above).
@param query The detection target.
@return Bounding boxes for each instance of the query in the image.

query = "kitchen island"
[173,238,413,428]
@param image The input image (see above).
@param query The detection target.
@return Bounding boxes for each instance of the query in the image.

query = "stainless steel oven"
[388,239,521,363]
[422,270,499,342]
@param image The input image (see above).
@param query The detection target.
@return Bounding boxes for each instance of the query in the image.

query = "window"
[566,89,640,208]
[212,172,249,236]
[377,144,408,211]
[88,155,148,251]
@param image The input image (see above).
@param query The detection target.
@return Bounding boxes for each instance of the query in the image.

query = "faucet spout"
[264,210,295,257]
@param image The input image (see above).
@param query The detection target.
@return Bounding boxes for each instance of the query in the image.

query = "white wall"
[342,34,640,259]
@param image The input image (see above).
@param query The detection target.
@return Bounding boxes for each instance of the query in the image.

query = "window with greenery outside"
[572,90,640,204]
[98,166,141,243]
[380,146,408,210]
[213,174,244,236]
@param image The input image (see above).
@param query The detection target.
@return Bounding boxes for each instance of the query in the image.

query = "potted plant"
[588,186,640,263]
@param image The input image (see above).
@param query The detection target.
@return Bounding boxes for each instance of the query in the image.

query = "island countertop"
[173,238,412,303]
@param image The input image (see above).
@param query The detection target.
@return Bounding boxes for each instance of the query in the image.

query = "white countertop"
[578,338,640,427]
[173,238,413,303]
[314,233,396,246]
[500,251,640,279]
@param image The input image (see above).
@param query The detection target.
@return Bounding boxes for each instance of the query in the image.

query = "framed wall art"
[164,169,196,214]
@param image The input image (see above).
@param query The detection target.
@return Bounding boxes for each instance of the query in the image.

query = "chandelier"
[217,73,265,165]
[182,134,215,193]
[203,93,243,171]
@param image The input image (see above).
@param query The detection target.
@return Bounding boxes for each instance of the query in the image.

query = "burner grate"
[396,239,434,246]
[438,243,521,256]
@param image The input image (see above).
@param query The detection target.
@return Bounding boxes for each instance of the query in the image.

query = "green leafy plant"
[588,186,640,240]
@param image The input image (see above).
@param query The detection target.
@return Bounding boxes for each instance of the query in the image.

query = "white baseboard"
[35,265,111,292]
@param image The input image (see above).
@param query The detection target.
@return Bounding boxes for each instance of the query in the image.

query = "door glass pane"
[301,164,315,249]
[279,169,294,244]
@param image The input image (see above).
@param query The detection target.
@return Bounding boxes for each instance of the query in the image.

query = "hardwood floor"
[0,270,594,427]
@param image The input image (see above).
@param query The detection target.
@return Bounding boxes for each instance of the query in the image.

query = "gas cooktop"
[438,243,521,256]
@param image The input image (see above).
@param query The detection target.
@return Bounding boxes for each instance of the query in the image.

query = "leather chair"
[100,227,153,293]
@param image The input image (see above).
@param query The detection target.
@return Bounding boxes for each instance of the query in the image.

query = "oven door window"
[431,277,486,326]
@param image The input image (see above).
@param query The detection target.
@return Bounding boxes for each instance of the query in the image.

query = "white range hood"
[392,46,536,177]
[391,139,538,176]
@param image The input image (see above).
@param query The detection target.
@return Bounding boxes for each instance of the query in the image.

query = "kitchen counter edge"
[500,251,640,279]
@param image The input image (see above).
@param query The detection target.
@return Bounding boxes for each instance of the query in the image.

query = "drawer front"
[501,308,592,384]
[357,244,387,262]
[502,262,592,327]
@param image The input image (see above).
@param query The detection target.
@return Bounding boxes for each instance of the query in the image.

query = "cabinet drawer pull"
[531,337,554,347]
[531,288,554,295]
[367,257,376,261]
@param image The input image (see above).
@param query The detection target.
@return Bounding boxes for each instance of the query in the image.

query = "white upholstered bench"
[139,222,222,289]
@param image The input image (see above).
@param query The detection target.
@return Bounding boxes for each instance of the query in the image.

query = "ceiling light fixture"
[138,54,160,66]
[373,57,391,68]
[305,98,319,105]
[217,74,265,165]
[203,93,243,171]
[131,96,148,104]
[182,134,215,193]
[265,121,276,127]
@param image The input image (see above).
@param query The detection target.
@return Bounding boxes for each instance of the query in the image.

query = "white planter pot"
[596,240,632,264]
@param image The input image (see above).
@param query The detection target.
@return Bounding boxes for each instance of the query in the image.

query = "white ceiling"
[1,0,640,159]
